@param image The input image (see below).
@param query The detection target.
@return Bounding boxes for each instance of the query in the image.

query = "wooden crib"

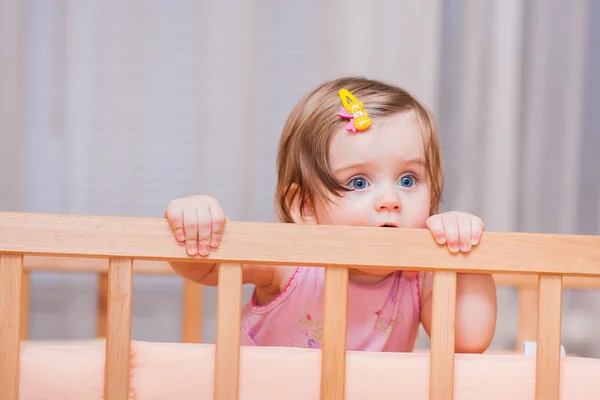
[1,211,600,400]
[494,273,600,350]
[18,258,600,352]
[19,256,204,343]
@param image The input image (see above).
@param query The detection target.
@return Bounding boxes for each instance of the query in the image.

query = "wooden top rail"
[1,211,600,276]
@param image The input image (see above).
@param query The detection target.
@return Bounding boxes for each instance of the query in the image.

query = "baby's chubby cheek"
[320,204,373,226]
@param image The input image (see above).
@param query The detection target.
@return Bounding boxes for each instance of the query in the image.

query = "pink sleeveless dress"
[240,266,421,352]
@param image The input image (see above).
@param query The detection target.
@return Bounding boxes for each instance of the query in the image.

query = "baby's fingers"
[197,206,213,256]
[182,205,199,256]
[442,213,460,253]
[426,214,447,244]
[457,213,472,252]
[209,204,226,249]
[165,201,185,242]
[471,216,484,245]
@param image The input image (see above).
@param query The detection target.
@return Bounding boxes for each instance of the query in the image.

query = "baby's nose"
[375,192,401,211]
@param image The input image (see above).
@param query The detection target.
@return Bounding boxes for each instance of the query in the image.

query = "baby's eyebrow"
[332,158,426,174]
[331,162,369,174]
[405,158,427,167]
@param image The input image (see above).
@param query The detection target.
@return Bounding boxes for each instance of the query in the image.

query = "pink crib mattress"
[19,340,600,399]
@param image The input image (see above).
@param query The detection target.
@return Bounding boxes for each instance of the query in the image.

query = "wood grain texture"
[516,286,538,349]
[182,279,203,343]
[97,272,108,337]
[535,275,563,400]
[320,267,349,400]
[20,270,29,339]
[2,212,600,276]
[0,254,23,400]
[429,271,457,400]
[214,263,243,400]
[103,259,133,400]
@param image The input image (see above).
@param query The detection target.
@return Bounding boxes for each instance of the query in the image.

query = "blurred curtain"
[436,0,598,356]
[0,0,26,210]
[1,0,598,355]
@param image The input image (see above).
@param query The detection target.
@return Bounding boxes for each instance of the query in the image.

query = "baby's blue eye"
[349,177,368,190]
[399,175,415,188]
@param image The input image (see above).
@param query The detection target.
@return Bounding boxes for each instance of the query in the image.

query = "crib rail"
[493,274,600,350]
[0,254,22,400]
[19,258,600,354]
[1,212,600,275]
[20,256,204,344]
[1,212,600,400]
[104,259,134,397]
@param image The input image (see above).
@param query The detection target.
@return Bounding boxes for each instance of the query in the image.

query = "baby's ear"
[286,184,317,225]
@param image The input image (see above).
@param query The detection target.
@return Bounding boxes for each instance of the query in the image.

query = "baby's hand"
[164,194,226,256]
[426,211,484,253]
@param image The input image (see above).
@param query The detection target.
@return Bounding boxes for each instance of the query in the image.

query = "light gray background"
[1,0,598,357]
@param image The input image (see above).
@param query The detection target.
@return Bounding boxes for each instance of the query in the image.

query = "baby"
[164,77,497,353]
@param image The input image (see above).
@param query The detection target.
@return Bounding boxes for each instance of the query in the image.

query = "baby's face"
[313,109,432,232]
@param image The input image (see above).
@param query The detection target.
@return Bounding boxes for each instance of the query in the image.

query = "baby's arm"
[419,212,497,353]
[164,195,276,290]
[419,271,497,353]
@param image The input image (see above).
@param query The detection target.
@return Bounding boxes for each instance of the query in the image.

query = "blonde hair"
[275,76,444,223]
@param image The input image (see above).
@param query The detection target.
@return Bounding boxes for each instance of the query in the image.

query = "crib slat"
[97,272,108,337]
[517,286,537,350]
[429,271,457,400]
[182,279,203,343]
[321,266,349,400]
[214,263,243,400]
[535,275,562,400]
[0,254,23,400]
[20,270,30,339]
[104,259,133,400]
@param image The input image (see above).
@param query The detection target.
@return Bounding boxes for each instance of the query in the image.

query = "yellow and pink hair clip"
[337,88,372,133]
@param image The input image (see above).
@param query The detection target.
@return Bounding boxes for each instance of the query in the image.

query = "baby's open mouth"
[379,223,398,228]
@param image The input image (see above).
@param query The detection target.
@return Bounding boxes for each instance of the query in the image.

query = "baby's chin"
[350,267,398,277]
[350,266,420,283]
[347,268,399,285]
[337,220,428,230]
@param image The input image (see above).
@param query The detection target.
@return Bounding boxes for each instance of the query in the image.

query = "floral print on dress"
[373,289,406,337]
[298,312,323,348]
[374,308,404,337]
